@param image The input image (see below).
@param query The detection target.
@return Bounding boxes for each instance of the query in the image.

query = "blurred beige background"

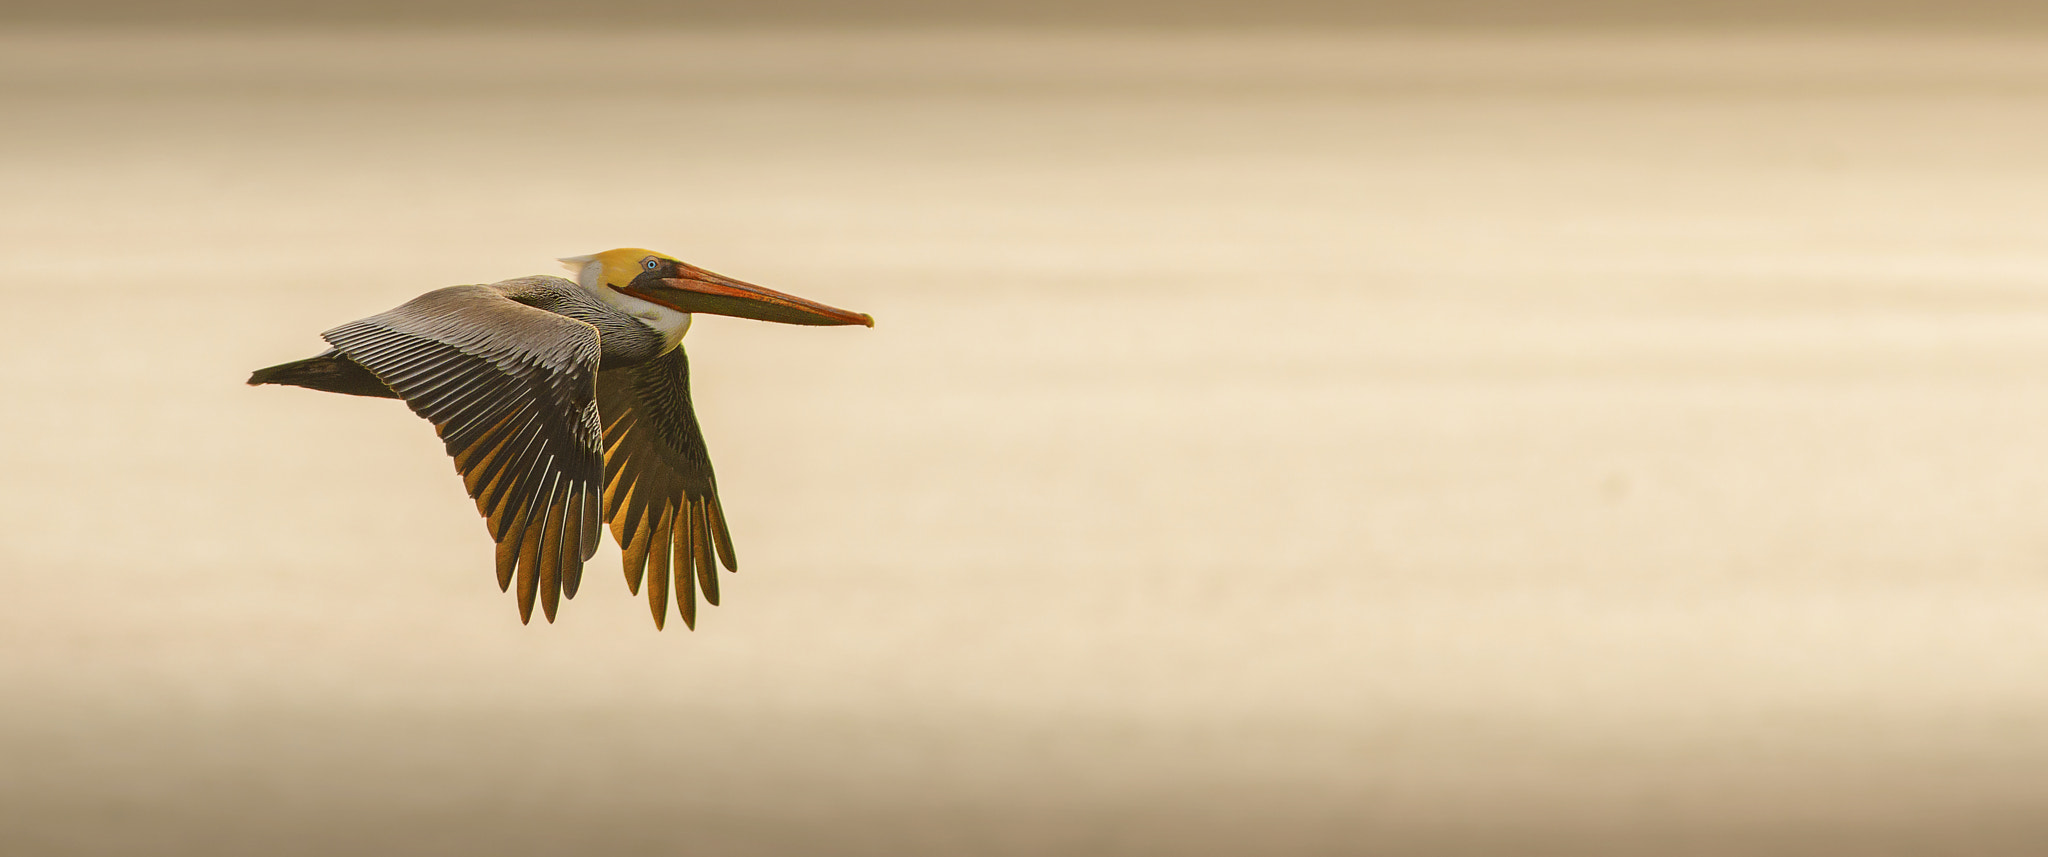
[5,13,2048,857]
[13,0,2048,26]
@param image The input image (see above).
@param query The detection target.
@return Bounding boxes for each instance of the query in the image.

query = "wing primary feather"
[470,424,542,533]
[693,498,719,607]
[602,422,638,463]
[455,410,519,474]
[457,413,525,500]
[618,478,655,551]
[709,494,737,571]
[477,419,551,539]
[677,501,697,631]
[496,415,567,513]
[605,473,643,550]
[602,434,639,500]
[620,510,652,595]
[579,482,601,561]
[601,425,642,485]
[515,473,557,624]
[538,469,566,623]
[494,517,523,592]
[561,486,587,599]
[646,505,674,630]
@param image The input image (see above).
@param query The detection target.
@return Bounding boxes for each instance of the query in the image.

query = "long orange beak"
[618,263,873,327]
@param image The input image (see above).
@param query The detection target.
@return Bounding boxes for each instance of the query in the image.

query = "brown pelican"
[249,249,872,629]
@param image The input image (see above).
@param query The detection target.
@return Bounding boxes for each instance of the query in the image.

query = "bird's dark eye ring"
[643,258,660,270]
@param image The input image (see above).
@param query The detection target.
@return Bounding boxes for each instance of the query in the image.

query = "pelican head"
[560,248,873,330]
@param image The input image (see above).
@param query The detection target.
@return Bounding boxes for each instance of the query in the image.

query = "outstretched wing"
[322,285,605,624]
[596,347,737,630]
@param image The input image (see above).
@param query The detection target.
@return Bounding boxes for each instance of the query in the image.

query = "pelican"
[249,249,872,629]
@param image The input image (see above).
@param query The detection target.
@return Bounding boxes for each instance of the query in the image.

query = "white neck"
[575,259,691,353]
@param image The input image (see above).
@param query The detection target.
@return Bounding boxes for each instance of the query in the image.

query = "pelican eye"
[643,258,660,271]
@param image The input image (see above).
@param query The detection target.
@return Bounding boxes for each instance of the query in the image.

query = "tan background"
[11,0,2048,26]
[5,21,2048,857]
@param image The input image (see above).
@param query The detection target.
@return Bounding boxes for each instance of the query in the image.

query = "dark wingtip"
[495,538,518,592]
[563,553,583,599]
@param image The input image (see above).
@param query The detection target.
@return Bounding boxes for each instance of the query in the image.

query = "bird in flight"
[249,249,872,629]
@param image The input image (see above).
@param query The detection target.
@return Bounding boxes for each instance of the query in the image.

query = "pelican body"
[250,249,871,629]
